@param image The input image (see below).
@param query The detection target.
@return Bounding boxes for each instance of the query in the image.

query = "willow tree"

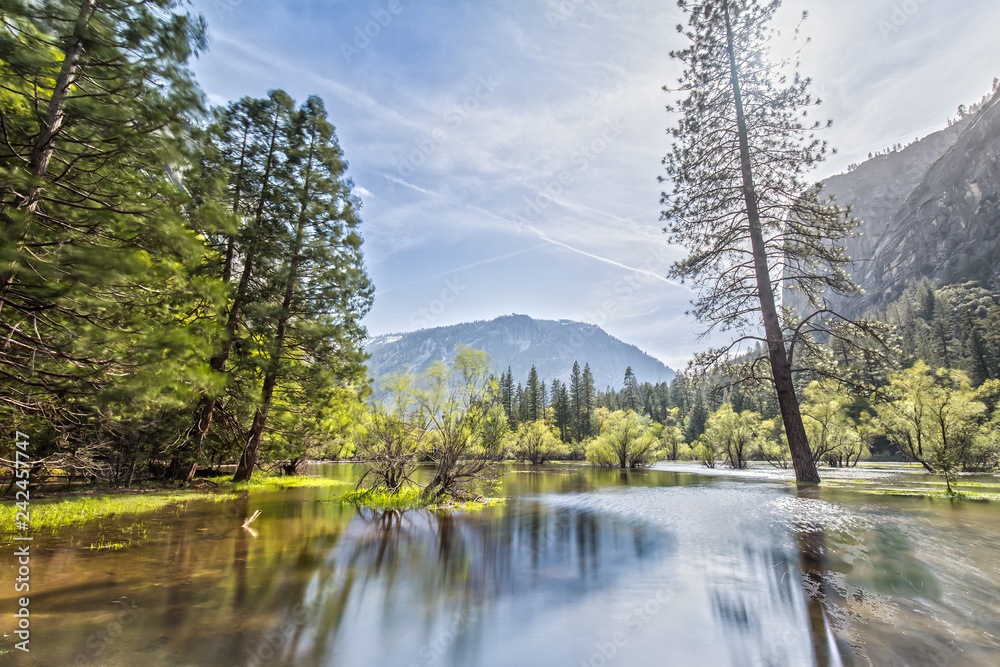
[662,0,862,484]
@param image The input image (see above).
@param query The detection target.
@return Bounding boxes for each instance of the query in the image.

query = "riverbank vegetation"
[1,0,371,488]
[1,2,997,499]
[0,474,348,538]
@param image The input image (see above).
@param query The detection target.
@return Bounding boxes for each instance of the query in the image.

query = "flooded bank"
[2,463,999,666]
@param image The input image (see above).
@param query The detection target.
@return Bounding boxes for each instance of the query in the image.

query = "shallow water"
[2,463,999,666]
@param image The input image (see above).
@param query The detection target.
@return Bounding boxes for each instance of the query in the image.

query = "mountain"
[787,87,1000,316]
[364,315,676,389]
[859,90,1000,309]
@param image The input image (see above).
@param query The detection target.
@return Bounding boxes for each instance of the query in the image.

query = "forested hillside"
[365,314,676,391]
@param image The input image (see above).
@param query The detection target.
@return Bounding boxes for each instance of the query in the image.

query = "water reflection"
[792,487,849,667]
[3,465,1000,666]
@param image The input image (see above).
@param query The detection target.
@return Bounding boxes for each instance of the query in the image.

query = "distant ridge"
[364,314,676,390]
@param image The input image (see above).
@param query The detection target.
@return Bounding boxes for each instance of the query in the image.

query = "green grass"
[342,487,507,512]
[0,474,494,547]
[0,474,348,539]
[848,487,1000,501]
[88,539,130,551]
[207,475,349,493]
[343,487,426,510]
[0,490,234,536]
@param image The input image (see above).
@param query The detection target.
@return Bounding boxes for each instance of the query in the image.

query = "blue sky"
[188,0,1000,369]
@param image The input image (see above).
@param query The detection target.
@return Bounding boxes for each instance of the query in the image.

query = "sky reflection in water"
[3,464,1000,666]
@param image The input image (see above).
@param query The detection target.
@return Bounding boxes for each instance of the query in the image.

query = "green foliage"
[875,362,989,491]
[354,348,508,502]
[420,347,509,501]
[801,381,870,467]
[342,487,505,512]
[511,420,569,465]
[0,8,372,487]
[882,280,1000,384]
[585,410,662,469]
[756,418,791,469]
[0,0,222,476]
[660,424,687,461]
[703,404,769,470]
[354,373,426,493]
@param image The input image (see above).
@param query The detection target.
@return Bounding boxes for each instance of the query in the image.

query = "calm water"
[3,463,1000,666]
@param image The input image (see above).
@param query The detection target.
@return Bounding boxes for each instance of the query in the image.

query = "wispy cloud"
[189,0,1000,367]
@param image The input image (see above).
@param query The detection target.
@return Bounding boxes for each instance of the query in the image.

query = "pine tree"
[540,380,548,422]
[185,91,297,479]
[515,382,527,424]
[526,366,541,422]
[499,366,516,427]
[685,391,709,443]
[0,0,216,448]
[661,0,867,484]
[569,361,583,441]
[581,363,596,438]
[623,366,639,412]
[557,381,571,441]
[233,96,372,481]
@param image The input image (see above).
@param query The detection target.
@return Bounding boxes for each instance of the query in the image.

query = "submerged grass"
[343,487,425,510]
[854,488,1000,501]
[0,474,349,540]
[207,475,349,493]
[0,490,235,537]
[342,487,506,512]
[0,472,500,547]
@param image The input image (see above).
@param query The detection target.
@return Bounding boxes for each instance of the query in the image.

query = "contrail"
[376,245,546,295]
[468,204,689,290]
[375,173,691,292]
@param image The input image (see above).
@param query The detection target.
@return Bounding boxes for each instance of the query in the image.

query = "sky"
[187,0,1000,370]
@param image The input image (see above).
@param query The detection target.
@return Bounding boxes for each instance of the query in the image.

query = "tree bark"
[193,106,283,478]
[724,2,820,485]
[0,0,97,312]
[233,131,315,482]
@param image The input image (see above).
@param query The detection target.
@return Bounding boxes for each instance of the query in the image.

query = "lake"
[3,463,999,666]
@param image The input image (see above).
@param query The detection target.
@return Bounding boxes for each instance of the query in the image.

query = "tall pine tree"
[233,96,372,481]
[662,0,866,484]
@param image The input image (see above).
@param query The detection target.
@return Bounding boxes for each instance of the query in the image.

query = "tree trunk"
[193,108,283,472]
[724,2,820,485]
[0,0,97,312]
[233,134,315,482]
